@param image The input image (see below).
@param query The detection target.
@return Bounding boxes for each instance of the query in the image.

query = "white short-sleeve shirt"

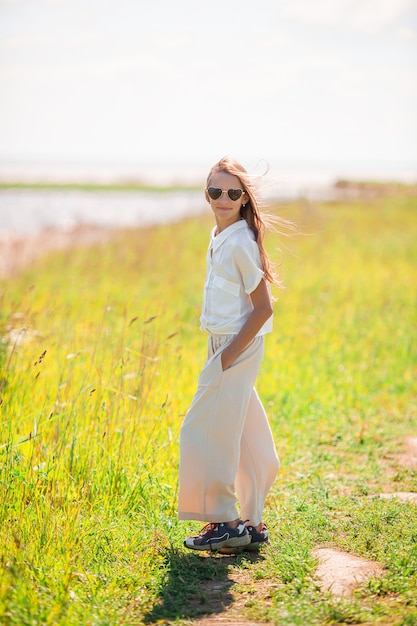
[200,220,273,335]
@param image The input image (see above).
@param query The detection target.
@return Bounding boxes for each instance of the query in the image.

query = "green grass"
[0,193,416,625]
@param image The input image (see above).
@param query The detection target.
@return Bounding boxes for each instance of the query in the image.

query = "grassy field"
[0,191,416,625]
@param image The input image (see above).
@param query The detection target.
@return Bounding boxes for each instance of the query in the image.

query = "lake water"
[0,189,208,236]
[1,161,414,236]
[0,182,333,236]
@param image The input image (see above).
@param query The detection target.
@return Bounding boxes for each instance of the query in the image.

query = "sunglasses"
[206,187,245,201]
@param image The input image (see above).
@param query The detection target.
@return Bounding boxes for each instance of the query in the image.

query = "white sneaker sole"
[184,533,251,552]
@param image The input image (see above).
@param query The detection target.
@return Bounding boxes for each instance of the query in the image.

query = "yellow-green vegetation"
[0,192,416,625]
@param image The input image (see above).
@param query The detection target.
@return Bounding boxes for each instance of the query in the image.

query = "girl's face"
[205,171,247,233]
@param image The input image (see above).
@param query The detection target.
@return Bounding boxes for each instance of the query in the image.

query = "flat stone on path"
[314,547,385,597]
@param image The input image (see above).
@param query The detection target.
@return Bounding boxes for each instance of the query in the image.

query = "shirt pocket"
[212,275,241,318]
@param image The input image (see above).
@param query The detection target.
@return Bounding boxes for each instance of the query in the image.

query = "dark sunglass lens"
[208,187,222,200]
[228,189,243,201]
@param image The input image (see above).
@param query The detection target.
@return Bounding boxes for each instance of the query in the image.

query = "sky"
[0,0,416,180]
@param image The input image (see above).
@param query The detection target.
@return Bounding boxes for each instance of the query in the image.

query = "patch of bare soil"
[0,224,116,277]
[314,547,386,597]
[188,555,274,626]
[397,436,417,470]
[377,435,417,501]
[383,435,417,474]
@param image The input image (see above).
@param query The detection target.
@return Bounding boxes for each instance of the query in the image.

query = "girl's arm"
[220,278,273,371]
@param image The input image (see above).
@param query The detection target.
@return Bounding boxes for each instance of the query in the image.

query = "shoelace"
[198,522,219,537]
[195,522,220,551]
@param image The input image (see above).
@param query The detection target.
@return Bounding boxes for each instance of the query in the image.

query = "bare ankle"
[226,519,240,529]
[246,521,264,531]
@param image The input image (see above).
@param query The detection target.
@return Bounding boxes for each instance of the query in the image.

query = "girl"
[178,156,281,553]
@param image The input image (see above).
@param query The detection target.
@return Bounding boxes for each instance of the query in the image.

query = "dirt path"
[312,435,417,599]
[184,555,275,626]
[396,435,417,470]
[188,545,386,624]
[184,434,417,624]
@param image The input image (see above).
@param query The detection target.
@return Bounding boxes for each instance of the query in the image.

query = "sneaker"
[219,523,269,554]
[184,520,251,552]
[245,523,269,551]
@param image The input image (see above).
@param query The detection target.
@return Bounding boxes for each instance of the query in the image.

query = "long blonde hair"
[207,156,282,287]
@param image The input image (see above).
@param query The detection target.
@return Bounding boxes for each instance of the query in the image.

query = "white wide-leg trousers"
[178,334,280,526]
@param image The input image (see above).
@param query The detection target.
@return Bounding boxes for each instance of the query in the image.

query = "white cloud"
[0,53,169,84]
[81,55,170,78]
[0,29,101,49]
[350,0,417,34]
[0,0,416,167]
[398,25,417,39]
[281,0,417,34]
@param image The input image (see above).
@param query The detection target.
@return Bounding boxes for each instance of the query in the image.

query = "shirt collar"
[210,220,248,251]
